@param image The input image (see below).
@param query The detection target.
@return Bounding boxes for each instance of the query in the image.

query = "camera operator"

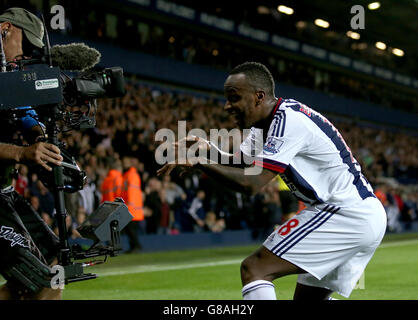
[0,7,63,300]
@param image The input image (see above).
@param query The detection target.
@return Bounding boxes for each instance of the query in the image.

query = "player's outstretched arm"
[157,160,276,195]
[196,162,276,195]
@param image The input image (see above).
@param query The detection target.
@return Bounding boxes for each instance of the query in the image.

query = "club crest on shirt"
[263,136,284,155]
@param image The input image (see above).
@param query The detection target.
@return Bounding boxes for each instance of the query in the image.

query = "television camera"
[0,20,133,287]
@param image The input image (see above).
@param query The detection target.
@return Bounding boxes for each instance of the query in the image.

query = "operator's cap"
[0,7,44,49]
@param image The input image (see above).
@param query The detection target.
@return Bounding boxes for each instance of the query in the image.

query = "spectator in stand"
[249,182,281,241]
[29,194,53,227]
[64,192,79,222]
[400,191,417,230]
[29,179,55,223]
[204,211,226,233]
[143,177,162,234]
[385,196,402,233]
[158,188,171,234]
[14,164,28,196]
[121,155,144,252]
[161,175,186,206]
[101,158,123,203]
[78,170,100,216]
[70,206,87,239]
[184,190,206,233]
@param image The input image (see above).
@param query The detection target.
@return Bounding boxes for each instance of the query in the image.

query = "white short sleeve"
[253,110,310,173]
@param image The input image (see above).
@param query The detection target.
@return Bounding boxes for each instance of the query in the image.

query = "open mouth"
[228,109,241,117]
[228,111,242,125]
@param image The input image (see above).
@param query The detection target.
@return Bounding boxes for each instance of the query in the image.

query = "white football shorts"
[263,197,387,297]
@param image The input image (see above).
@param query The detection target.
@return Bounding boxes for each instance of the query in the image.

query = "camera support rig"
[44,104,71,266]
[33,101,133,284]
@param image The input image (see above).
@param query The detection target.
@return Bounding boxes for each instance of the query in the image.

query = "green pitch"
[61,232,418,300]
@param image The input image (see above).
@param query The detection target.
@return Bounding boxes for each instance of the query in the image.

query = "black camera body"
[0,64,63,109]
[0,62,125,193]
[0,63,125,110]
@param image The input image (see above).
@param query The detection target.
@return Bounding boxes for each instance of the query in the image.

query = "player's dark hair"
[229,62,275,97]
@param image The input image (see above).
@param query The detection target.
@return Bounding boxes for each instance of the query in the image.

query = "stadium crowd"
[9,0,417,113]
[56,4,418,114]
[13,82,418,247]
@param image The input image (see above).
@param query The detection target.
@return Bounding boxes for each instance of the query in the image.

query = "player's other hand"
[19,142,63,171]
[177,135,211,150]
[172,135,211,159]
[157,136,210,177]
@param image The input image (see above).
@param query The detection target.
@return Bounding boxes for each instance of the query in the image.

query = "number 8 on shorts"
[277,219,299,236]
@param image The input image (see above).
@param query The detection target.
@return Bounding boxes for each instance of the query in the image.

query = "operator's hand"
[19,142,63,171]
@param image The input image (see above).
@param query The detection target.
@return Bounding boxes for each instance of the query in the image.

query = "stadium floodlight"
[314,19,330,28]
[346,31,360,40]
[375,41,387,50]
[277,5,294,15]
[368,2,381,10]
[392,48,404,57]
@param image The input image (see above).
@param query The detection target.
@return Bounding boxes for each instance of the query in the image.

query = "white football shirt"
[240,98,375,206]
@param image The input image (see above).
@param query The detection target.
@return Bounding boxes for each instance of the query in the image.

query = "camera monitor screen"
[77,201,133,243]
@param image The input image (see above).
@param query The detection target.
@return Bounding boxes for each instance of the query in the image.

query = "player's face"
[223,73,258,129]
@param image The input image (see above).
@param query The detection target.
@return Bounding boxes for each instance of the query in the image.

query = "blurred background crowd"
[7,0,418,114]
[54,2,418,114]
[4,0,417,249]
